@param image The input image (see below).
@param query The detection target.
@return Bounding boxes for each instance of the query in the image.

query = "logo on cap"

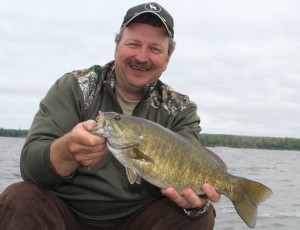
[144,3,161,12]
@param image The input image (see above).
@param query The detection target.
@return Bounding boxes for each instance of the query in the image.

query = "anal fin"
[126,167,142,184]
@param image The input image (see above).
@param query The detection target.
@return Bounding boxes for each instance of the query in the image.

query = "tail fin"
[232,178,272,229]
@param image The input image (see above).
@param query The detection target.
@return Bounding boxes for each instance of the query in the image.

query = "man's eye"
[151,47,161,53]
[128,43,139,47]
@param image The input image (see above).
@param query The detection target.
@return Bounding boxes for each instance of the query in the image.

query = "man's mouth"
[128,60,153,72]
[131,66,148,71]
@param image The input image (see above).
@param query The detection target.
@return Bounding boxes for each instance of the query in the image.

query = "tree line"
[1,128,300,150]
[199,134,300,150]
[0,128,28,138]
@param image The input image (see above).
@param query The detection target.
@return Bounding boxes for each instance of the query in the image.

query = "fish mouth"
[98,111,129,139]
[96,111,106,128]
[89,112,109,137]
[92,111,143,149]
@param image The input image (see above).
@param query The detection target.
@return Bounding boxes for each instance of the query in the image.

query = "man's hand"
[162,184,220,209]
[50,120,109,176]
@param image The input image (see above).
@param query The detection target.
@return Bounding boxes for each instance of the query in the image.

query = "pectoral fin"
[130,148,155,165]
[126,167,142,184]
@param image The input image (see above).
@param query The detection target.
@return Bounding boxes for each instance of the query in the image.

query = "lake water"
[0,137,299,229]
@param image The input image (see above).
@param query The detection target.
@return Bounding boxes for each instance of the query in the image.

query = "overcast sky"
[1,0,299,138]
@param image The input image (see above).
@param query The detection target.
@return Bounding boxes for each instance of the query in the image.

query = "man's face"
[114,23,171,99]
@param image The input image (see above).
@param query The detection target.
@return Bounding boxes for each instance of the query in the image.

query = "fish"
[90,111,272,229]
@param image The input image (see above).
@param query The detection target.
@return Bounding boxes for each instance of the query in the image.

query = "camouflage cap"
[122,2,174,38]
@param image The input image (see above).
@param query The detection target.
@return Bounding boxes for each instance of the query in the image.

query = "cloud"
[1,0,299,138]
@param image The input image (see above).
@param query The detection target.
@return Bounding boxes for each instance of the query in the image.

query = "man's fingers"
[202,183,220,203]
[183,188,206,208]
[162,188,192,209]
[82,119,98,131]
[71,129,106,147]
[68,120,108,155]
[74,146,110,164]
[162,185,220,210]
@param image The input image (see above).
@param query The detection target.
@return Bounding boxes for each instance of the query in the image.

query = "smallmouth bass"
[90,111,272,229]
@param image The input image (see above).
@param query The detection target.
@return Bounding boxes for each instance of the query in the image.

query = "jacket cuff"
[24,142,75,188]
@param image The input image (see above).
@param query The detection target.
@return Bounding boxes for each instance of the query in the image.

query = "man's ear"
[163,55,171,72]
[114,43,119,59]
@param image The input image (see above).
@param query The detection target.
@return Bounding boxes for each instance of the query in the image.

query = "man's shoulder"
[150,81,197,117]
[64,61,114,110]
[69,62,112,80]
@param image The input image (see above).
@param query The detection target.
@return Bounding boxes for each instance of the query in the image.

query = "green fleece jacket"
[21,61,201,227]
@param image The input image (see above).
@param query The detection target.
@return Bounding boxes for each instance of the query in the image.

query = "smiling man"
[0,3,220,230]
[114,22,171,101]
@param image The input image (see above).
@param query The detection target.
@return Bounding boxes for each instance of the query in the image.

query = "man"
[0,3,220,229]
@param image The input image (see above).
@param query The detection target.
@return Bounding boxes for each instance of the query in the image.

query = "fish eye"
[114,115,121,121]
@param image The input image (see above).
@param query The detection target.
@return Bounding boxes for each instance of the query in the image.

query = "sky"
[1,0,299,138]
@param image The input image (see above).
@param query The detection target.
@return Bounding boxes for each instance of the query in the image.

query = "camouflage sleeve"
[20,73,86,188]
[171,101,201,144]
[149,81,201,144]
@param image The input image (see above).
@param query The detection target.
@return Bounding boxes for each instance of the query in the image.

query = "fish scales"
[90,111,272,229]
[133,120,230,193]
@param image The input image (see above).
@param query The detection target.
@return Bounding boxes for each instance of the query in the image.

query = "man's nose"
[135,46,150,63]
